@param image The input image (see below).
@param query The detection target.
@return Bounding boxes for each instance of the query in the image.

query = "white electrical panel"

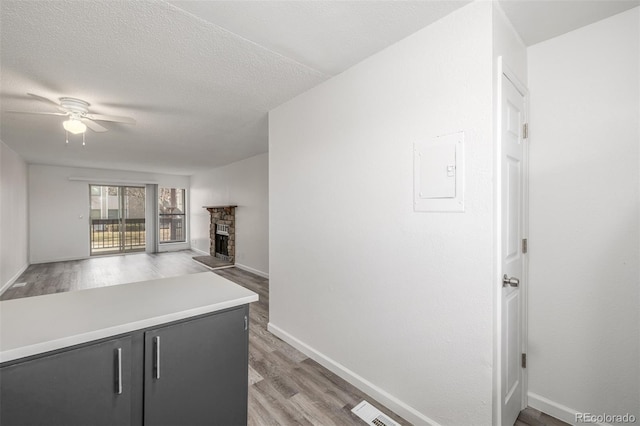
[414,131,464,212]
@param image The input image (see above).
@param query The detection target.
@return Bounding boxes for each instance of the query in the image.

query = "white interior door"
[501,71,527,426]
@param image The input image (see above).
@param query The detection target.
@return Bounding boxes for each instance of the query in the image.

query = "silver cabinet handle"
[115,348,123,394]
[153,336,161,379]
[502,274,520,287]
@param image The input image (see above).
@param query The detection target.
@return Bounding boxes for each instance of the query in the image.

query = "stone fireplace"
[205,206,236,263]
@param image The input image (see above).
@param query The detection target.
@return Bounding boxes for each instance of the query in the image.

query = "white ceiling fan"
[7,93,136,144]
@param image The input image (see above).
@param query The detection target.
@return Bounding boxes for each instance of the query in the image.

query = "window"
[159,188,186,243]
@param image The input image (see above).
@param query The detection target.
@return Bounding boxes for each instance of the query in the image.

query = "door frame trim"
[494,56,530,426]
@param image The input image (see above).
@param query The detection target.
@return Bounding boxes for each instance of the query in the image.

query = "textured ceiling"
[0,0,470,175]
[1,1,637,175]
[0,1,326,174]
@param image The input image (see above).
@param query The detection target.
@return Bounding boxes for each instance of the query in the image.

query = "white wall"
[269,3,495,424]
[528,8,639,422]
[190,153,269,277]
[0,141,29,291]
[29,164,190,263]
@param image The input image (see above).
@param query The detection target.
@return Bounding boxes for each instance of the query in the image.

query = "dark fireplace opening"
[214,221,230,260]
[215,234,229,257]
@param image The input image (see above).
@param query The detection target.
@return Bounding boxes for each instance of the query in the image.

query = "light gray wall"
[189,153,269,277]
[269,3,495,424]
[527,7,639,421]
[29,164,190,263]
[0,141,28,290]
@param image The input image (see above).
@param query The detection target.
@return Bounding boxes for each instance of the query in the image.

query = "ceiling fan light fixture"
[63,118,87,135]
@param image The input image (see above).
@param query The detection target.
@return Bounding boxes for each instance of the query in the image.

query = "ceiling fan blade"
[27,93,61,107]
[85,113,135,125]
[81,118,108,133]
[5,110,67,116]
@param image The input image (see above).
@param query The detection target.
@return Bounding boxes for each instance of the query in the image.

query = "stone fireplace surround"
[205,205,237,263]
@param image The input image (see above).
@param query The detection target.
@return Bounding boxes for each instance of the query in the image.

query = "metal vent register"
[352,401,400,426]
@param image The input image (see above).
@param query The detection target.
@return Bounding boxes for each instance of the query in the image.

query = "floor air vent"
[352,400,400,426]
[11,282,27,288]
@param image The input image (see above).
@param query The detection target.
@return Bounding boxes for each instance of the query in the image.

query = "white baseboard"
[528,392,614,426]
[267,322,440,426]
[0,263,29,295]
[235,263,269,279]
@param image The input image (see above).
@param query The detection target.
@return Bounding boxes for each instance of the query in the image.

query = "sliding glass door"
[90,185,145,255]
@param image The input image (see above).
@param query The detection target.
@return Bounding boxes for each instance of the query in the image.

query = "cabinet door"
[144,306,248,426]
[0,336,133,426]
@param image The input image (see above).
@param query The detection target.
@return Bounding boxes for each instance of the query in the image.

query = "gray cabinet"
[144,306,248,426]
[0,305,249,426]
[0,336,133,426]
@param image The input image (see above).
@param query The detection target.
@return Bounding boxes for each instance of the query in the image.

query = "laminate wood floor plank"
[288,392,342,426]
[252,379,312,426]
[249,305,270,329]
[251,355,300,400]
[271,338,309,364]
[286,363,356,415]
[248,391,280,426]
[294,359,362,408]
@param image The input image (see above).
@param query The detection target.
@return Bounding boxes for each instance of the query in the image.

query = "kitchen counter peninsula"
[0,271,258,426]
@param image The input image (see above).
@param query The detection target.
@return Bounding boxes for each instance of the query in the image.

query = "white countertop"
[0,272,258,363]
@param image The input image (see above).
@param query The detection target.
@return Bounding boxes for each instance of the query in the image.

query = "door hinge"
[522,238,528,254]
[523,123,529,139]
[522,353,527,368]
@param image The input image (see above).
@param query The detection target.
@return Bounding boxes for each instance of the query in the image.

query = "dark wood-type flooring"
[2,251,568,425]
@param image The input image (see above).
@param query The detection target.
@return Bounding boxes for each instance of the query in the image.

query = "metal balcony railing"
[159,215,185,243]
[90,218,146,253]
